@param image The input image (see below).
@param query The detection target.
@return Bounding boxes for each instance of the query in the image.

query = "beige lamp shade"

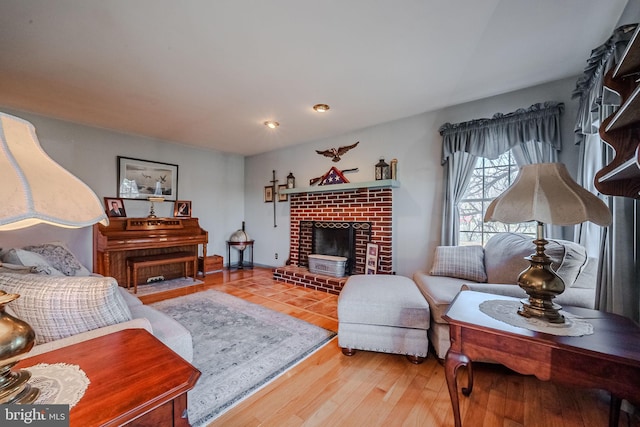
[484,163,611,226]
[0,112,109,230]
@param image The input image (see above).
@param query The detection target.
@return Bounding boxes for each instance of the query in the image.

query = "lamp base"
[517,235,566,324]
[518,297,564,324]
[0,367,40,404]
[0,292,40,404]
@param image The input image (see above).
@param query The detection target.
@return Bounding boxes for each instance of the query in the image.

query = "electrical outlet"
[275,253,278,259]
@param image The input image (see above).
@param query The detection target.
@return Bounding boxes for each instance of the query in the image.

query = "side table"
[16,329,200,427]
[443,290,640,427]
[226,240,254,270]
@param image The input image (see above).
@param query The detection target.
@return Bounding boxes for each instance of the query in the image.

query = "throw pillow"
[0,272,132,344]
[1,248,64,276]
[430,245,487,283]
[0,262,39,274]
[23,242,91,276]
[484,233,588,286]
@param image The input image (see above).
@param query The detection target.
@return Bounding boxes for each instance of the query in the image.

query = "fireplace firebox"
[298,220,371,275]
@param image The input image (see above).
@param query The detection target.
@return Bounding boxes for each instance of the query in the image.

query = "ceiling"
[0,1,628,156]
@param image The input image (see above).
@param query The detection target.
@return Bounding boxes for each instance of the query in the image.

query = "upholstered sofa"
[0,243,193,362]
[413,233,597,359]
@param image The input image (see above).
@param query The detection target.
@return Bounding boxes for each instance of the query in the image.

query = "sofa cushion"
[430,245,487,282]
[0,272,132,344]
[22,242,92,277]
[484,233,588,287]
[1,248,64,276]
[413,271,467,324]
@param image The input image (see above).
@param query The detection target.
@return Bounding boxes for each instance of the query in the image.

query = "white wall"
[245,76,580,276]
[0,108,245,268]
[1,76,579,275]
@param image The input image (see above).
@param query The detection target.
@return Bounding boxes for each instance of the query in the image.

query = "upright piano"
[93,217,208,287]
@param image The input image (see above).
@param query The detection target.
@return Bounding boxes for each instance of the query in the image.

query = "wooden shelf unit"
[597,24,640,198]
[279,179,400,195]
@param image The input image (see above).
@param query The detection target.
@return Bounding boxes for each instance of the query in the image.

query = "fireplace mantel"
[280,179,399,195]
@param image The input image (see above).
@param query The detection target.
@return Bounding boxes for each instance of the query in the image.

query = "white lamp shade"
[0,112,109,230]
[484,163,612,226]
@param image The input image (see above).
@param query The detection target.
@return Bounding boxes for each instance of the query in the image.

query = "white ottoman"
[338,274,430,363]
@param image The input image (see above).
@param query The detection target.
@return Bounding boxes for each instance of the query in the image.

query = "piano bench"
[126,251,198,294]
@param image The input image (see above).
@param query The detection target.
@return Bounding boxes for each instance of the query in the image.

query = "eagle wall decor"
[316,141,359,162]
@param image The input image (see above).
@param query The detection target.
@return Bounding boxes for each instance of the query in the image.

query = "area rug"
[150,290,336,426]
[130,277,204,296]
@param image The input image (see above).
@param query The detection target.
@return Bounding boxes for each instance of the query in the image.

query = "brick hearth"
[274,187,393,293]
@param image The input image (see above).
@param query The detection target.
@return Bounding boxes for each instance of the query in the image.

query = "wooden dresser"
[93,217,208,286]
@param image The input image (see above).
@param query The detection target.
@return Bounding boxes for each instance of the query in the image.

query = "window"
[458,151,536,246]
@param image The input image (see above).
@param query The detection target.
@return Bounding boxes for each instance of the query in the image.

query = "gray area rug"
[131,277,204,296]
[151,290,336,426]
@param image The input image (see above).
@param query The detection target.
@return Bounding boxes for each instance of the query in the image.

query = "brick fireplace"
[273,186,393,294]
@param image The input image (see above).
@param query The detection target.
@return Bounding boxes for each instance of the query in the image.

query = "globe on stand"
[228,222,251,269]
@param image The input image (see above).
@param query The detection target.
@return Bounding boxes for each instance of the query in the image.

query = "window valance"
[572,24,636,143]
[439,101,564,165]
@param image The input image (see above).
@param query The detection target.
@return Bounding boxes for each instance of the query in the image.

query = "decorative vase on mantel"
[0,291,40,404]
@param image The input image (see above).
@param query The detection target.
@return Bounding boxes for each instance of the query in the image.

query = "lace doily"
[27,363,90,408]
[479,300,594,336]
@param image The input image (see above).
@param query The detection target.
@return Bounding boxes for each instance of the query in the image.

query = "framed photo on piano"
[174,200,192,218]
[118,156,179,201]
[105,197,127,217]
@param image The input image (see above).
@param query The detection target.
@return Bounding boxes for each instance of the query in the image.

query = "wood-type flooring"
[139,267,639,427]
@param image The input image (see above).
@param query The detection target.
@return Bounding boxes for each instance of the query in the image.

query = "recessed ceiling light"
[264,121,279,129]
[313,104,330,112]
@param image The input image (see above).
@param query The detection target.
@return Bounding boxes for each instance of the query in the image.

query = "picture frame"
[173,200,192,218]
[104,197,127,218]
[117,156,179,201]
[365,242,379,274]
[264,186,274,203]
[277,184,288,202]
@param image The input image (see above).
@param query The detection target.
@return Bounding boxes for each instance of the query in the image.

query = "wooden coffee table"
[16,329,200,427]
[443,290,640,427]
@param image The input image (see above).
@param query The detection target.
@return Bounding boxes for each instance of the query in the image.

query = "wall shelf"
[597,151,640,182]
[596,23,640,198]
[279,179,400,195]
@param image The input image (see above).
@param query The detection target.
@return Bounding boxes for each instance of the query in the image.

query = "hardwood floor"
[140,268,639,427]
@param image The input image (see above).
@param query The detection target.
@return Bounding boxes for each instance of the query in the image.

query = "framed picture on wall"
[174,200,192,218]
[104,197,127,218]
[278,184,288,202]
[365,242,379,274]
[117,156,179,201]
[264,186,274,203]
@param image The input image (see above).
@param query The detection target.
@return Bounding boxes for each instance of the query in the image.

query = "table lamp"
[0,112,109,403]
[484,163,611,323]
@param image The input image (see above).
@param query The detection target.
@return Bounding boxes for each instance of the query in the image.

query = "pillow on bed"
[1,248,64,276]
[0,272,132,344]
[22,242,91,276]
[430,245,487,283]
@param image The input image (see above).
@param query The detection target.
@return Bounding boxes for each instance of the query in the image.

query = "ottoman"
[338,274,431,363]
